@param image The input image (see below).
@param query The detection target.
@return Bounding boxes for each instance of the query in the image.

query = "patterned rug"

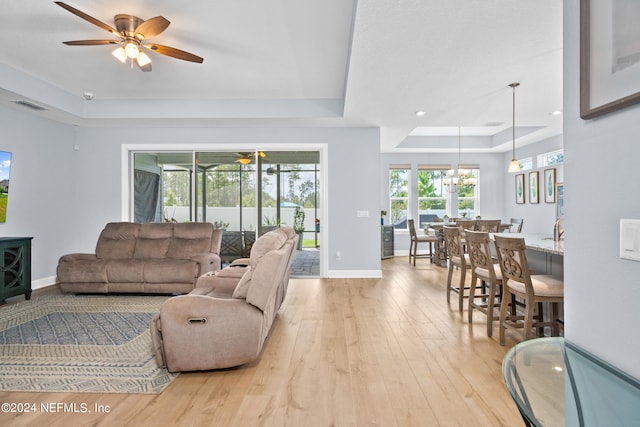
[0,294,178,394]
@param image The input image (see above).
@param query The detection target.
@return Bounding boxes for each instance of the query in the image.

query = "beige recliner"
[150,227,298,372]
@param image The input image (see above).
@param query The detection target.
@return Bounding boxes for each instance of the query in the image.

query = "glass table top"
[502,337,640,426]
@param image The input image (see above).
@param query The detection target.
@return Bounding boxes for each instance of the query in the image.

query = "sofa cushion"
[249,228,288,266]
[167,223,213,259]
[231,267,253,299]
[106,259,145,283]
[144,259,199,283]
[134,223,173,259]
[96,222,140,259]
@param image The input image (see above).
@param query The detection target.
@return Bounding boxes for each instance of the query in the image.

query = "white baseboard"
[32,276,57,291]
[326,270,382,278]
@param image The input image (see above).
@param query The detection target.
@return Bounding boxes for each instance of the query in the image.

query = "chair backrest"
[408,219,418,239]
[509,218,524,233]
[477,219,502,232]
[493,235,533,295]
[455,219,477,231]
[443,225,465,265]
[465,230,498,282]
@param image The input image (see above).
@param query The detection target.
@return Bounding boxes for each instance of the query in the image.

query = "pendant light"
[508,82,521,173]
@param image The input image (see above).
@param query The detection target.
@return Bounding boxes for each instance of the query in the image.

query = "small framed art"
[516,174,525,204]
[529,171,539,204]
[544,168,556,203]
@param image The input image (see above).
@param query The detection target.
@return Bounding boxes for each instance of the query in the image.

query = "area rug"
[0,294,178,394]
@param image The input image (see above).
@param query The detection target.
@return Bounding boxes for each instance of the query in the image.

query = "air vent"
[484,121,504,127]
[13,100,47,111]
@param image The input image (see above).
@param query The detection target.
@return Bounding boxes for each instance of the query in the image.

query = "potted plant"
[293,206,305,250]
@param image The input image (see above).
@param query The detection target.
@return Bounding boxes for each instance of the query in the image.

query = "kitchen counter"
[492,232,564,256]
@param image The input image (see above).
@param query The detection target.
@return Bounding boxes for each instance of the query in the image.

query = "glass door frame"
[123,143,329,277]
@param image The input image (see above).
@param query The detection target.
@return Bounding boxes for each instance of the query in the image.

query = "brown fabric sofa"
[57,222,223,295]
[150,226,298,372]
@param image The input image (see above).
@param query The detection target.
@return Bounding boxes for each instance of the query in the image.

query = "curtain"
[134,169,160,223]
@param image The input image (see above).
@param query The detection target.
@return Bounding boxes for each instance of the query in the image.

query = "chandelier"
[444,127,477,193]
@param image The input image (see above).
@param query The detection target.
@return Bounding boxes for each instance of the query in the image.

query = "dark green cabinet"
[0,237,33,301]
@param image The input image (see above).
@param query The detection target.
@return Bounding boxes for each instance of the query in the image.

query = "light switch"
[356,210,370,218]
[620,219,640,261]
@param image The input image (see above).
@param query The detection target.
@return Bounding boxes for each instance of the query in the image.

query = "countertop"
[492,232,564,256]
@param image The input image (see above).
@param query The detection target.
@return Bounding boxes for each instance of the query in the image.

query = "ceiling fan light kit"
[55,2,203,72]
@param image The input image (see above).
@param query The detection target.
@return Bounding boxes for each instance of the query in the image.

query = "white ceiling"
[0,0,563,153]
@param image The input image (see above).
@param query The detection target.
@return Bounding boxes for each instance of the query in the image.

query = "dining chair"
[408,219,437,266]
[509,218,524,233]
[476,219,502,233]
[494,235,564,345]
[443,225,472,312]
[454,219,477,231]
[465,230,503,337]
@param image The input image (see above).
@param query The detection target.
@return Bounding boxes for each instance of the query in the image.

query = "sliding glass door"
[132,150,321,266]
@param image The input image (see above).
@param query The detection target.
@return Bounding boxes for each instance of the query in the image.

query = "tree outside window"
[389,169,409,229]
[418,169,447,222]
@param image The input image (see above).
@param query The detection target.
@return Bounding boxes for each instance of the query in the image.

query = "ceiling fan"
[54,1,203,72]
[235,151,267,165]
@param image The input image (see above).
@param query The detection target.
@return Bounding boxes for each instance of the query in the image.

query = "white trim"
[121,142,329,277]
[32,275,57,291]
[326,270,383,278]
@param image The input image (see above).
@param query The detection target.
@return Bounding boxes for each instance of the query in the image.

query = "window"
[417,166,447,227]
[517,157,533,171]
[389,167,409,229]
[537,149,564,167]
[457,168,478,218]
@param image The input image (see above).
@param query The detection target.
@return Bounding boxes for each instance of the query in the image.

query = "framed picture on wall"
[529,171,539,204]
[515,174,525,204]
[544,168,557,203]
[580,0,640,119]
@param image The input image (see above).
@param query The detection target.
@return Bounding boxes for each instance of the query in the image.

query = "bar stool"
[465,230,503,337]
[443,225,471,312]
[494,235,564,345]
[408,219,437,266]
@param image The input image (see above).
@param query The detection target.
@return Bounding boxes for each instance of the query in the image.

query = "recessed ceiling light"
[415,111,426,117]
[550,110,562,116]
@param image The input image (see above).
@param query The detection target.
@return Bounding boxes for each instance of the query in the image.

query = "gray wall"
[564,0,640,378]
[0,105,78,283]
[0,113,383,283]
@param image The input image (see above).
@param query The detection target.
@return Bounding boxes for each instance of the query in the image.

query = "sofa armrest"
[194,265,247,296]
[189,252,221,274]
[58,253,97,263]
[151,294,263,372]
[229,257,250,267]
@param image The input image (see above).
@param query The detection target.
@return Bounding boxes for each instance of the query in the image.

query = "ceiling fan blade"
[62,40,120,46]
[54,2,118,35]
[134,16,170,40]
[144,43,204,63]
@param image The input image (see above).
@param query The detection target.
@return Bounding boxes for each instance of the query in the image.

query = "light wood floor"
[0,257,524,426]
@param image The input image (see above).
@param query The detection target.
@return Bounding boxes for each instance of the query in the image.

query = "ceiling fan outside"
[54,2,204,72]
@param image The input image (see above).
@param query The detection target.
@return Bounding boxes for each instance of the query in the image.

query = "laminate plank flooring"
[0,257,523,426]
